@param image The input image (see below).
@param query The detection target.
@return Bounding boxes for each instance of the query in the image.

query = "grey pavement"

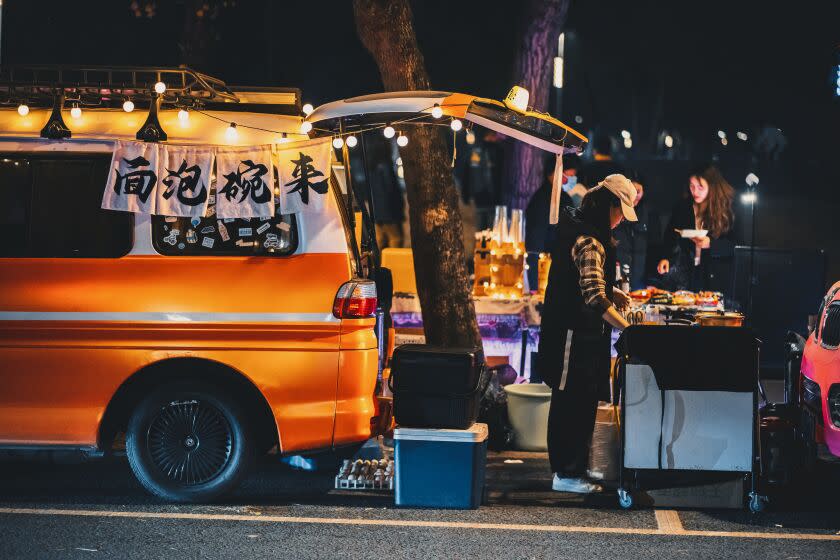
[0,450,838,559]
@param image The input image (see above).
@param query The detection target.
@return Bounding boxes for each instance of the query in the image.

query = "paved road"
[1,451,838,559]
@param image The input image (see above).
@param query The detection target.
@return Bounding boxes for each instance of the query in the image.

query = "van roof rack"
[0,65,302,141]
[0,65,239,107]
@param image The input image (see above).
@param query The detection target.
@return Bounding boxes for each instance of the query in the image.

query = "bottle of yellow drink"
[505,209,525,298]
[472,231,492,296]
[488,205,508,297]
[537,253,552,295]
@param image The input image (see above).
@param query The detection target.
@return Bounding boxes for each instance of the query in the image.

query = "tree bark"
[179,0,218,70]
[353,0,480,349]
[506,0,571,210]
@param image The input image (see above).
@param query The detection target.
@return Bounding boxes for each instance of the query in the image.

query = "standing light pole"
[553,32,565,117]
[742,173,760,321]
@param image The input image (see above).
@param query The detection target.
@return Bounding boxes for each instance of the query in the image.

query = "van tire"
[126,382,254,503]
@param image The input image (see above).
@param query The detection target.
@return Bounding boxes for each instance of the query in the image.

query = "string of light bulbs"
[9,87,490,150]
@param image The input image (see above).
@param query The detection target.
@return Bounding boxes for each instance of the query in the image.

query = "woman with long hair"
[657,164,735,291]
[537,175,634,494]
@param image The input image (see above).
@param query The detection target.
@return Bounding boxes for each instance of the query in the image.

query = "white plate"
[680,229,708,239]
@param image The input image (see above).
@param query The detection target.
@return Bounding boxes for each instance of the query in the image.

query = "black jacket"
[614,199,657,290]
[525,179,573,288]
[661,197,734,292]
[538,208,614,397]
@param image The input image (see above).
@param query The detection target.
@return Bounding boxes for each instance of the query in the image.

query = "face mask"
[562,175,577,192]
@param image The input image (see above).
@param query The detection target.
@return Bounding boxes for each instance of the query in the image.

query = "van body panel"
[0,251,355,448]
[0,116,380,461]
[339,318,378,350]
[333,347,379,446]
[0,253,350,314]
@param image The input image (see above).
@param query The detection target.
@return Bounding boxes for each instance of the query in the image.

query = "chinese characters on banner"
[156,145,214,218]
[101,140,160,214]
[101,139,333,219]
[215,145,274,219]
[276,138,332,214]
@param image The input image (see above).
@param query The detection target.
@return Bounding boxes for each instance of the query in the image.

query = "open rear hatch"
[307,89,587,154]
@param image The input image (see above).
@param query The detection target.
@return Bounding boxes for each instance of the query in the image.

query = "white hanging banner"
[214,145,275,219]
[102,140,160,214]
[275,137,332,214]
[155,145,214,218]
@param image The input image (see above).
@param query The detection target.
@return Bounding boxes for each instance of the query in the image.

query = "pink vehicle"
[800,280,840,460]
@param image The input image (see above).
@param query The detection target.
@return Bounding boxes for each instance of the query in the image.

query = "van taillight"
[333,280,378,318]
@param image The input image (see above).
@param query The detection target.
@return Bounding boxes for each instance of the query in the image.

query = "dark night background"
[3,1,838,170]
[2,0,839,335]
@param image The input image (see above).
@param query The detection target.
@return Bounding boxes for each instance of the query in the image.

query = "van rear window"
[0,155,132,258]
[151,186,297,256]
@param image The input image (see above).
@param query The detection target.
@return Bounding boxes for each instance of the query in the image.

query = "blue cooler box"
[393,423,488,509]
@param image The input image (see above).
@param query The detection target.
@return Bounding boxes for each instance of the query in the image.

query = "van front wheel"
[126,383,253,502]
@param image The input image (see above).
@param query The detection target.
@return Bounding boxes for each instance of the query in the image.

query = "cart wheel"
[617,488,634,510]
[748,492,768,513]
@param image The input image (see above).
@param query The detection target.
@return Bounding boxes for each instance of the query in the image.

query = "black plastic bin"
[390,344,487,429]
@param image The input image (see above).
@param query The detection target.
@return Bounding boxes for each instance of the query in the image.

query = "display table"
[392,293,539,380]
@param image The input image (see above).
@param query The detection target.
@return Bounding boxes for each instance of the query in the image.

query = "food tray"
[334,458,394,491]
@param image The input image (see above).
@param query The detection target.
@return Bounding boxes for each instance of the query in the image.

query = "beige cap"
[597,174,638,222]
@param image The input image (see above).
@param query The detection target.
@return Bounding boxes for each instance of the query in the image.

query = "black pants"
[546,329,601,477]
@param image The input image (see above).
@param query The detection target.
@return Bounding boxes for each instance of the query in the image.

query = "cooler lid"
[394,422,488,443]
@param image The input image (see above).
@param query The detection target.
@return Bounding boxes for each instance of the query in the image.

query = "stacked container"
[389,344,489,509]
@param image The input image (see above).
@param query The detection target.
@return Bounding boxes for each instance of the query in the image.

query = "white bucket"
[504,383,552,451]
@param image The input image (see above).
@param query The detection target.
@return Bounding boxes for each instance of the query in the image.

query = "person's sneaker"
[552,474,603,494]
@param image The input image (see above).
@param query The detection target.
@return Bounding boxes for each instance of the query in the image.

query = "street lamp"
[743,173,759,321]
[553,32,565,117]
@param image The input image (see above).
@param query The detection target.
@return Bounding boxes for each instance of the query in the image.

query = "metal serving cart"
[614,325,768,512]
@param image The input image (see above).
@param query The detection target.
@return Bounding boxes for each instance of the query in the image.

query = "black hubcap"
[147,400,232,485]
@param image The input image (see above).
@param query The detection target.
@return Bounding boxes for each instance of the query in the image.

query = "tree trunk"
[179,0,214,70]
[353,0,480,349]
[506,0,571,210]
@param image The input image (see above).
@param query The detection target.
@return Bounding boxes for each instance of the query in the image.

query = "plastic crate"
[390,344,487,429]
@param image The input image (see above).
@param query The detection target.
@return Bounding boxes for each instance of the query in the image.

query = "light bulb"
[431,104,443,119]
[17,104,29,116]
[504,85,530,112]
[122,100,135,113]
[70,106,82,119]
[178,109,189,123]
[302,103,314,116]
[450,118,463,132]
[332,137,345,149]
[225,122,238,142]
[396,133,408,147]
[383,125,396,138]
[154,81,166,94]
[300,121,313,134]
[346,135,358,148]
[465,129,475,145]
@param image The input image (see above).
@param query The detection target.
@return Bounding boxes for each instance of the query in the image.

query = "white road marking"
[654,509,685,533]
[0,507,838,541]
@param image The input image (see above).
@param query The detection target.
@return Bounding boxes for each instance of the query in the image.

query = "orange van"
[0,67,386,501]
